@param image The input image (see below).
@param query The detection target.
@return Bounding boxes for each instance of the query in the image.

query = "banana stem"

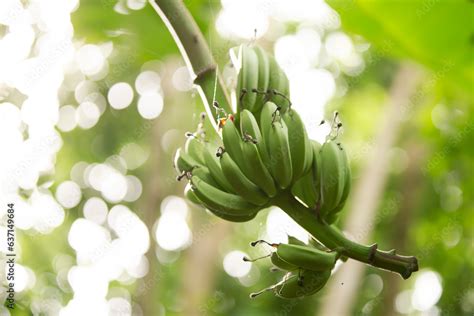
[274,192,418,279]
[149,0,232,127]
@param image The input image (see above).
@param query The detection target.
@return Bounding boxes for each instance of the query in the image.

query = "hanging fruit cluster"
[174,45,376,298]
[175,45,350,227]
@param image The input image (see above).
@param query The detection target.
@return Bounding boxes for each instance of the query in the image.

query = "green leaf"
[328,0,474,93]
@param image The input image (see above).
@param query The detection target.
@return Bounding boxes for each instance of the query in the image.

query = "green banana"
[290,139,324,209]
[252,46,270,112]
[190,175,259,216]
[271,252,297,271]
[319,141,346,218]
[275,270,331,299]
[174,148,201,174]
[219,152,269,206]
[184,136,206,165]
[275,243,337,272]
[241,140,277,197]
[302,135,313,175]
[267,56,290,113]
[191,166,220,188]
[282,110,310,181]
[325,146,351,223]
[237,45,259,112]
[276,68,290,113]
[184,183,201,205]
[240,109,270,167]
[202,145,235,193]
[187,176,258,222]
[268,56,281,104]
[206,207,258,223]
[266,116,293,189]
[291,170,318,209]
[222,120,246,170]
[270,236,308,271]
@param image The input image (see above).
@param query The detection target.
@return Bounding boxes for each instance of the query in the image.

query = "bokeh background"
[0,0,472,315]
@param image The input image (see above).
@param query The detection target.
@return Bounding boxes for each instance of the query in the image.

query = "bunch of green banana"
[236,45,291,114]
[245,237,336,299]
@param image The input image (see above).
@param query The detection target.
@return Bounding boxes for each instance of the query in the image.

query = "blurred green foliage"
[329,0,474,93]
[14,1,473,315]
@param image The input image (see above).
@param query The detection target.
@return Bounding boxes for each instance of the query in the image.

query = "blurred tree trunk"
[136,119,166,316]
[317,64,422,316]
[180,217,232,316]
[377,143,425,316]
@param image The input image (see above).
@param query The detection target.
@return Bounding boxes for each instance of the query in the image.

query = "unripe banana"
[276,68,291,114]
[184,183,201,206]
[206,206,259,223]
[184,136,206,165]
[302,136,313,174]
[252,46,270,112]
[271,252,297,271]
[325,147,351,223]
[282,110,310,181]
[187,178,258,222]
[290,140,322,209]
[267,56,281,102]
[275,270,331,299]
[267,56,290,113]
[191,166,220,188]
[310,140,323,201]
[222,120,247,171]
[291,170,318,209]
[190,175,259,216]
[266,117,293,189]
[237,45,259,112]
[241,140,277,197]
[319,141,347,218]
[275,243,337,272]
[219,152,269,206]
[240,110,270,167]
[174,148,201,174]
[202,145,235,193]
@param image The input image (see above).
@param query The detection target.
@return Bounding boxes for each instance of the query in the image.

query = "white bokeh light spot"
[137,93,163,119]
[135,70,161,95]
[412,270,443,311]
[76,101,100,129]
[56,180,82,209]
[57,105,77,132]
[76,44,105,76]
[108,82,134,110]
[223,250,251,278]
[83,197,108,225]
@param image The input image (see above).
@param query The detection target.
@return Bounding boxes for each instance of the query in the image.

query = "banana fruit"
[219,151,269,206]
[190,175,259,217]
[275,270,331,299]
[282,110,312,180]
[237,45,259,112]
[291,140,322,208]
[259,102,292,189]
[236,45,290,115]
[318,140,351,222]
[241,140,277,197]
